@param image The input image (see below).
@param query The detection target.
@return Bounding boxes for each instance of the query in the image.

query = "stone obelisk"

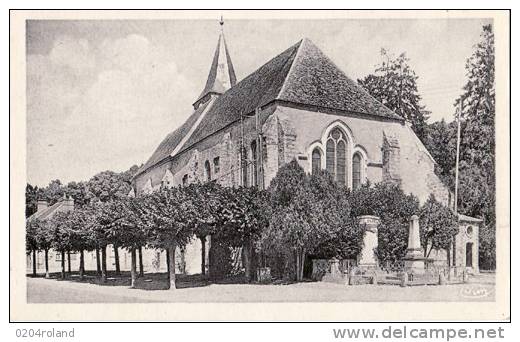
[403,215,425,274]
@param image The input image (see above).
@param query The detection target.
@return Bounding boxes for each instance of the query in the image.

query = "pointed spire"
[193,18,237,109]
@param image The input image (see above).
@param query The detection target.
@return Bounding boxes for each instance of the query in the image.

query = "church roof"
[193,33,237,108]
[136,38,402,178]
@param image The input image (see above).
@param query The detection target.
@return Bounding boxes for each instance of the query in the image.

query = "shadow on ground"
[26,271,267,291]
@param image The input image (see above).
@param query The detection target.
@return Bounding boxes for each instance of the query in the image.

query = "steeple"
[193,18,237,109]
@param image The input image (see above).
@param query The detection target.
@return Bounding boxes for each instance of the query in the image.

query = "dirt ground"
[26,271,495,303]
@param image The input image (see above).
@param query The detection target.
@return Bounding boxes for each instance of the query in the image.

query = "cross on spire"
[192,17,237,109]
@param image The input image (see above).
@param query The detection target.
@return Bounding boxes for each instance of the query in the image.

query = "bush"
[350,182,420,264]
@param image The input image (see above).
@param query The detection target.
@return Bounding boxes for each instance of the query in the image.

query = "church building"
[132,24,481,275]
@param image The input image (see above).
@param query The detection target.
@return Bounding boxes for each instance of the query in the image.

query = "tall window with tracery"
[352,153,362,190]
[251,140,258,186]
[325,128,348,187]
[312,148,322,174]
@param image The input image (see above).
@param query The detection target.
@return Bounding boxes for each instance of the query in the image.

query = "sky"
[26,18,491,187]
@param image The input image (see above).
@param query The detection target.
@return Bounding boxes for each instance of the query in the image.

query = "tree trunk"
[101,246,107,283]
[243,241,252,283]
[67,250,72,274]
[114,245,120,275]
[79,250,85,279]
[294,250,299,282]
[61,250,66,279]
[168,244,177,290]
[295,248,305,282]
[44,249,49,278]
[130,248,137,288]
[426,245,434,258]
[138,246,144,277]
[166,248,170,276]
[95,247,101,276]
[32,249,37,276]
[200,236,206,276]
[300,249,306,281]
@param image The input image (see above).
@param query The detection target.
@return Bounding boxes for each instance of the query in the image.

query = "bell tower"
[193,17,237,109]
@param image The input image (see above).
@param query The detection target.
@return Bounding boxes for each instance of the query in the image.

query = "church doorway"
[466,242,473,268]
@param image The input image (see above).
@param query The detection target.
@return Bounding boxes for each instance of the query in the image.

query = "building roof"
[193,33,237,108]
[27,198,73,222]
[139,100,211,173]
[458,213,483,223]
[136,38,402,178]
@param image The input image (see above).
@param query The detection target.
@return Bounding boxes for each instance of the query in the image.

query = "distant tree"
[479,223,496,270]
[87,202,112,282]
[35,219,53,278]
[65,210,95,279]
[309,170,364,260]
[419,194,458,260]
[26,219,40,276]
[263,160,339,281]
[102,197,146,288]
[25,184,44,217]
[43,179,65,206]
[86,171,132,203]
[64,181,89,209]
[358,51,430,142]
[423,119,458,188]
[139,187,194,290]
[218,186,271,282]
[120,164,141,185]
[455,24,495,223]
[183,182,224,276]
[48,212,73,279]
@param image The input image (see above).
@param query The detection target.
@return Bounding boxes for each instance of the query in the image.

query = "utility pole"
[454,100,463,214]
[240,113,245,187]
[451,100,464,273]
[256,107,265,190]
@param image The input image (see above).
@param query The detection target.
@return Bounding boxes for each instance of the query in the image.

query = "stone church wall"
[133,103,455,277]
[271,105,450,205]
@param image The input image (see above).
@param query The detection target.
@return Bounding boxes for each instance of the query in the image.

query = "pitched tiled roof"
[137,100,211,174]
[27,200,69,222]
[194,34,237,107]
[136,38,403,177]
[278,39,401,119]
[458,214,483,223]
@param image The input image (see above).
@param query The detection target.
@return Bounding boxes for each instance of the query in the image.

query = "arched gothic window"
[204,160,211,181]
[251,140,258,186]
[352,153,362,190]
[325,128,348,186]
[311,148,322,174]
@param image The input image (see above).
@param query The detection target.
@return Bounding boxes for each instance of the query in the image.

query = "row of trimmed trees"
[26,160,458,289]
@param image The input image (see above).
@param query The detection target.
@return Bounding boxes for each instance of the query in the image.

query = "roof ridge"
[277,38,403,121]
[275,38,305,102]
[172,96,216,157]
[28,200,64,221]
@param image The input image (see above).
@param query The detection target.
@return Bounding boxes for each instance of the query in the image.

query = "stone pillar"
[357,215,380,269]
[404,215,425,274]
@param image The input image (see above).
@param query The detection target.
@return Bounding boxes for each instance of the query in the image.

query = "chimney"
[37,200,48,212]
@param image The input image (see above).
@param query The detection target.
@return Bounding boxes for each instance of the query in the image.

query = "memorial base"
[404,258,426,274]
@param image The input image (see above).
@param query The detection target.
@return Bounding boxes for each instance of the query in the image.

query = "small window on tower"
[213,157,220,174]
[205,160,211,181]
